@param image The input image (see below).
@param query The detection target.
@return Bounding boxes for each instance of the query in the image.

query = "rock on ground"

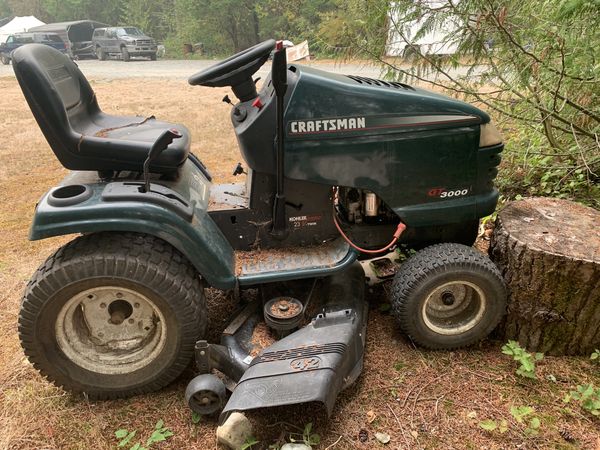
[281,444,312,450]
[216,412,253,450]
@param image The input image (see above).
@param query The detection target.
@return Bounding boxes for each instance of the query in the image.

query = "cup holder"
[48,184,92,207]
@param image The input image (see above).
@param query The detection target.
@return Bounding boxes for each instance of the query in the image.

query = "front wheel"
[96,46,106,61]
[0,53,10,65]
[121,46,130,62]
[392,243,506,349]
[19,232,207,399]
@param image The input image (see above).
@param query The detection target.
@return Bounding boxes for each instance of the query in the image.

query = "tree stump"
[490,197,600,356]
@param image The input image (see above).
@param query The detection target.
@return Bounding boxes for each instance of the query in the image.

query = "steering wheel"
[188,39,276,102]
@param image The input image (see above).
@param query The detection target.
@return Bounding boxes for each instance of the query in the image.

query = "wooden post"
[490,197,600,355]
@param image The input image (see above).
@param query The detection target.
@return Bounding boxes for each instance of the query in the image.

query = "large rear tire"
[18,232,207,399]
[392,243,506,349]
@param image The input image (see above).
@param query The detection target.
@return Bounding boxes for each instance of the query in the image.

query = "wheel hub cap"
[421,281,487,335]
[56,286,167,374]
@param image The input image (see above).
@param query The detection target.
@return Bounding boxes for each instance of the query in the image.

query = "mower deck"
[194,262,369,423]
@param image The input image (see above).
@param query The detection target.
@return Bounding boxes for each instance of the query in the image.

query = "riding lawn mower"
[12,39,507,422]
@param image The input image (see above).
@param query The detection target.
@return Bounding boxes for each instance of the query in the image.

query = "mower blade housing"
[220,262,367,422]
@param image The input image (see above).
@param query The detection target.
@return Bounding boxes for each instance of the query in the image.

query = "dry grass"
[0,77,598,450]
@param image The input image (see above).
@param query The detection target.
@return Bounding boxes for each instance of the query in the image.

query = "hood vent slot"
[346,75,414,90]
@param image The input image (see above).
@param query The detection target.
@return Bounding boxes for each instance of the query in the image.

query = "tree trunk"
[490,197,600,356]
[250,7,260,45]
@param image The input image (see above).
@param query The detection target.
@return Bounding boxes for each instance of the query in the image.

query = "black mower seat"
[12,44,190,174]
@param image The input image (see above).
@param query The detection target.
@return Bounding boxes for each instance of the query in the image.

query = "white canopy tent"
[0,16,46,43]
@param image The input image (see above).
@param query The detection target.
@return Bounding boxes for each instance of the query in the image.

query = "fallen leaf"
[374,432,390,444]
[366,410,377,423]
[467,411,477,419]
[479,419,497,431]
[410,430,418,439]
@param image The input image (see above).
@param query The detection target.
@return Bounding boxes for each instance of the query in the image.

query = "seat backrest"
[12,44,99,169]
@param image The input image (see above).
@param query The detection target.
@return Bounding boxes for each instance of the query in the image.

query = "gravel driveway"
[0,57,387,80]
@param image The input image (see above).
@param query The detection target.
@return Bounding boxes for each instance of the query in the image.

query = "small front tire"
[392,243,506,349]
[0,53,10,65]
[19,232,207,399]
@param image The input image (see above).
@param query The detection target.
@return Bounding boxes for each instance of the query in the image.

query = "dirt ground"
[0,77,598,450]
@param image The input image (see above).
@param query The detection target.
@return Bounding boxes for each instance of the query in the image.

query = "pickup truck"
[92,27,158,61]
[0,33,67,64]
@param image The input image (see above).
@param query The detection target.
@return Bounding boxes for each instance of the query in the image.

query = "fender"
[29,166,236,290]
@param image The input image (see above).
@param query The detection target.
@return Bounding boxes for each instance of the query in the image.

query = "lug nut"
[100,303,106,308]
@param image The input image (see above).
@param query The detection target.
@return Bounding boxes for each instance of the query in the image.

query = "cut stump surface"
[490,197,599,355]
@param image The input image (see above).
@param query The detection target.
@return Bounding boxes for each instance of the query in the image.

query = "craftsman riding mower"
[13,39,506,421]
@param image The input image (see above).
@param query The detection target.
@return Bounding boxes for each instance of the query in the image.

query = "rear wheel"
[19,232,207,399]
[392,243,506,349]
[121,46,130,62]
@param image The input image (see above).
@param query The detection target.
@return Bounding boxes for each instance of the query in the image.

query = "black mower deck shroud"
[195,263,368,421]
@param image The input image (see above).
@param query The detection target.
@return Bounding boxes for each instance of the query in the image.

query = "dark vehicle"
[92,27,157,61]
[29,20,107,59]
[0,32,66,64]
[12,41,506,422]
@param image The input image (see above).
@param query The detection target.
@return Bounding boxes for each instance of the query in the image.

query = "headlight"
[479,122,503,147]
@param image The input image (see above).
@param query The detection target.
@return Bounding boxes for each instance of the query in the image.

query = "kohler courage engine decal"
[289,214,322,228]
[288,114,481,136]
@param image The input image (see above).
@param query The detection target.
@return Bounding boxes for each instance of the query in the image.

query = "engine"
[337,187,398,225]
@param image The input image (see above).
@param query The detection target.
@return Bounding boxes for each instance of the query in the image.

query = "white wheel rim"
[55,286,167,374]
[421,281,487,335]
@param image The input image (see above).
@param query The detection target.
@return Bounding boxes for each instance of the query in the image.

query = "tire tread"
[18,232,206,400]
[392,243,506,350]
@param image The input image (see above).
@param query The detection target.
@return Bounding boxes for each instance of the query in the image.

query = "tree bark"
[490,197,600,356]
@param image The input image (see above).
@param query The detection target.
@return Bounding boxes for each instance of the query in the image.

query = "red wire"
[333,209,407,254]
